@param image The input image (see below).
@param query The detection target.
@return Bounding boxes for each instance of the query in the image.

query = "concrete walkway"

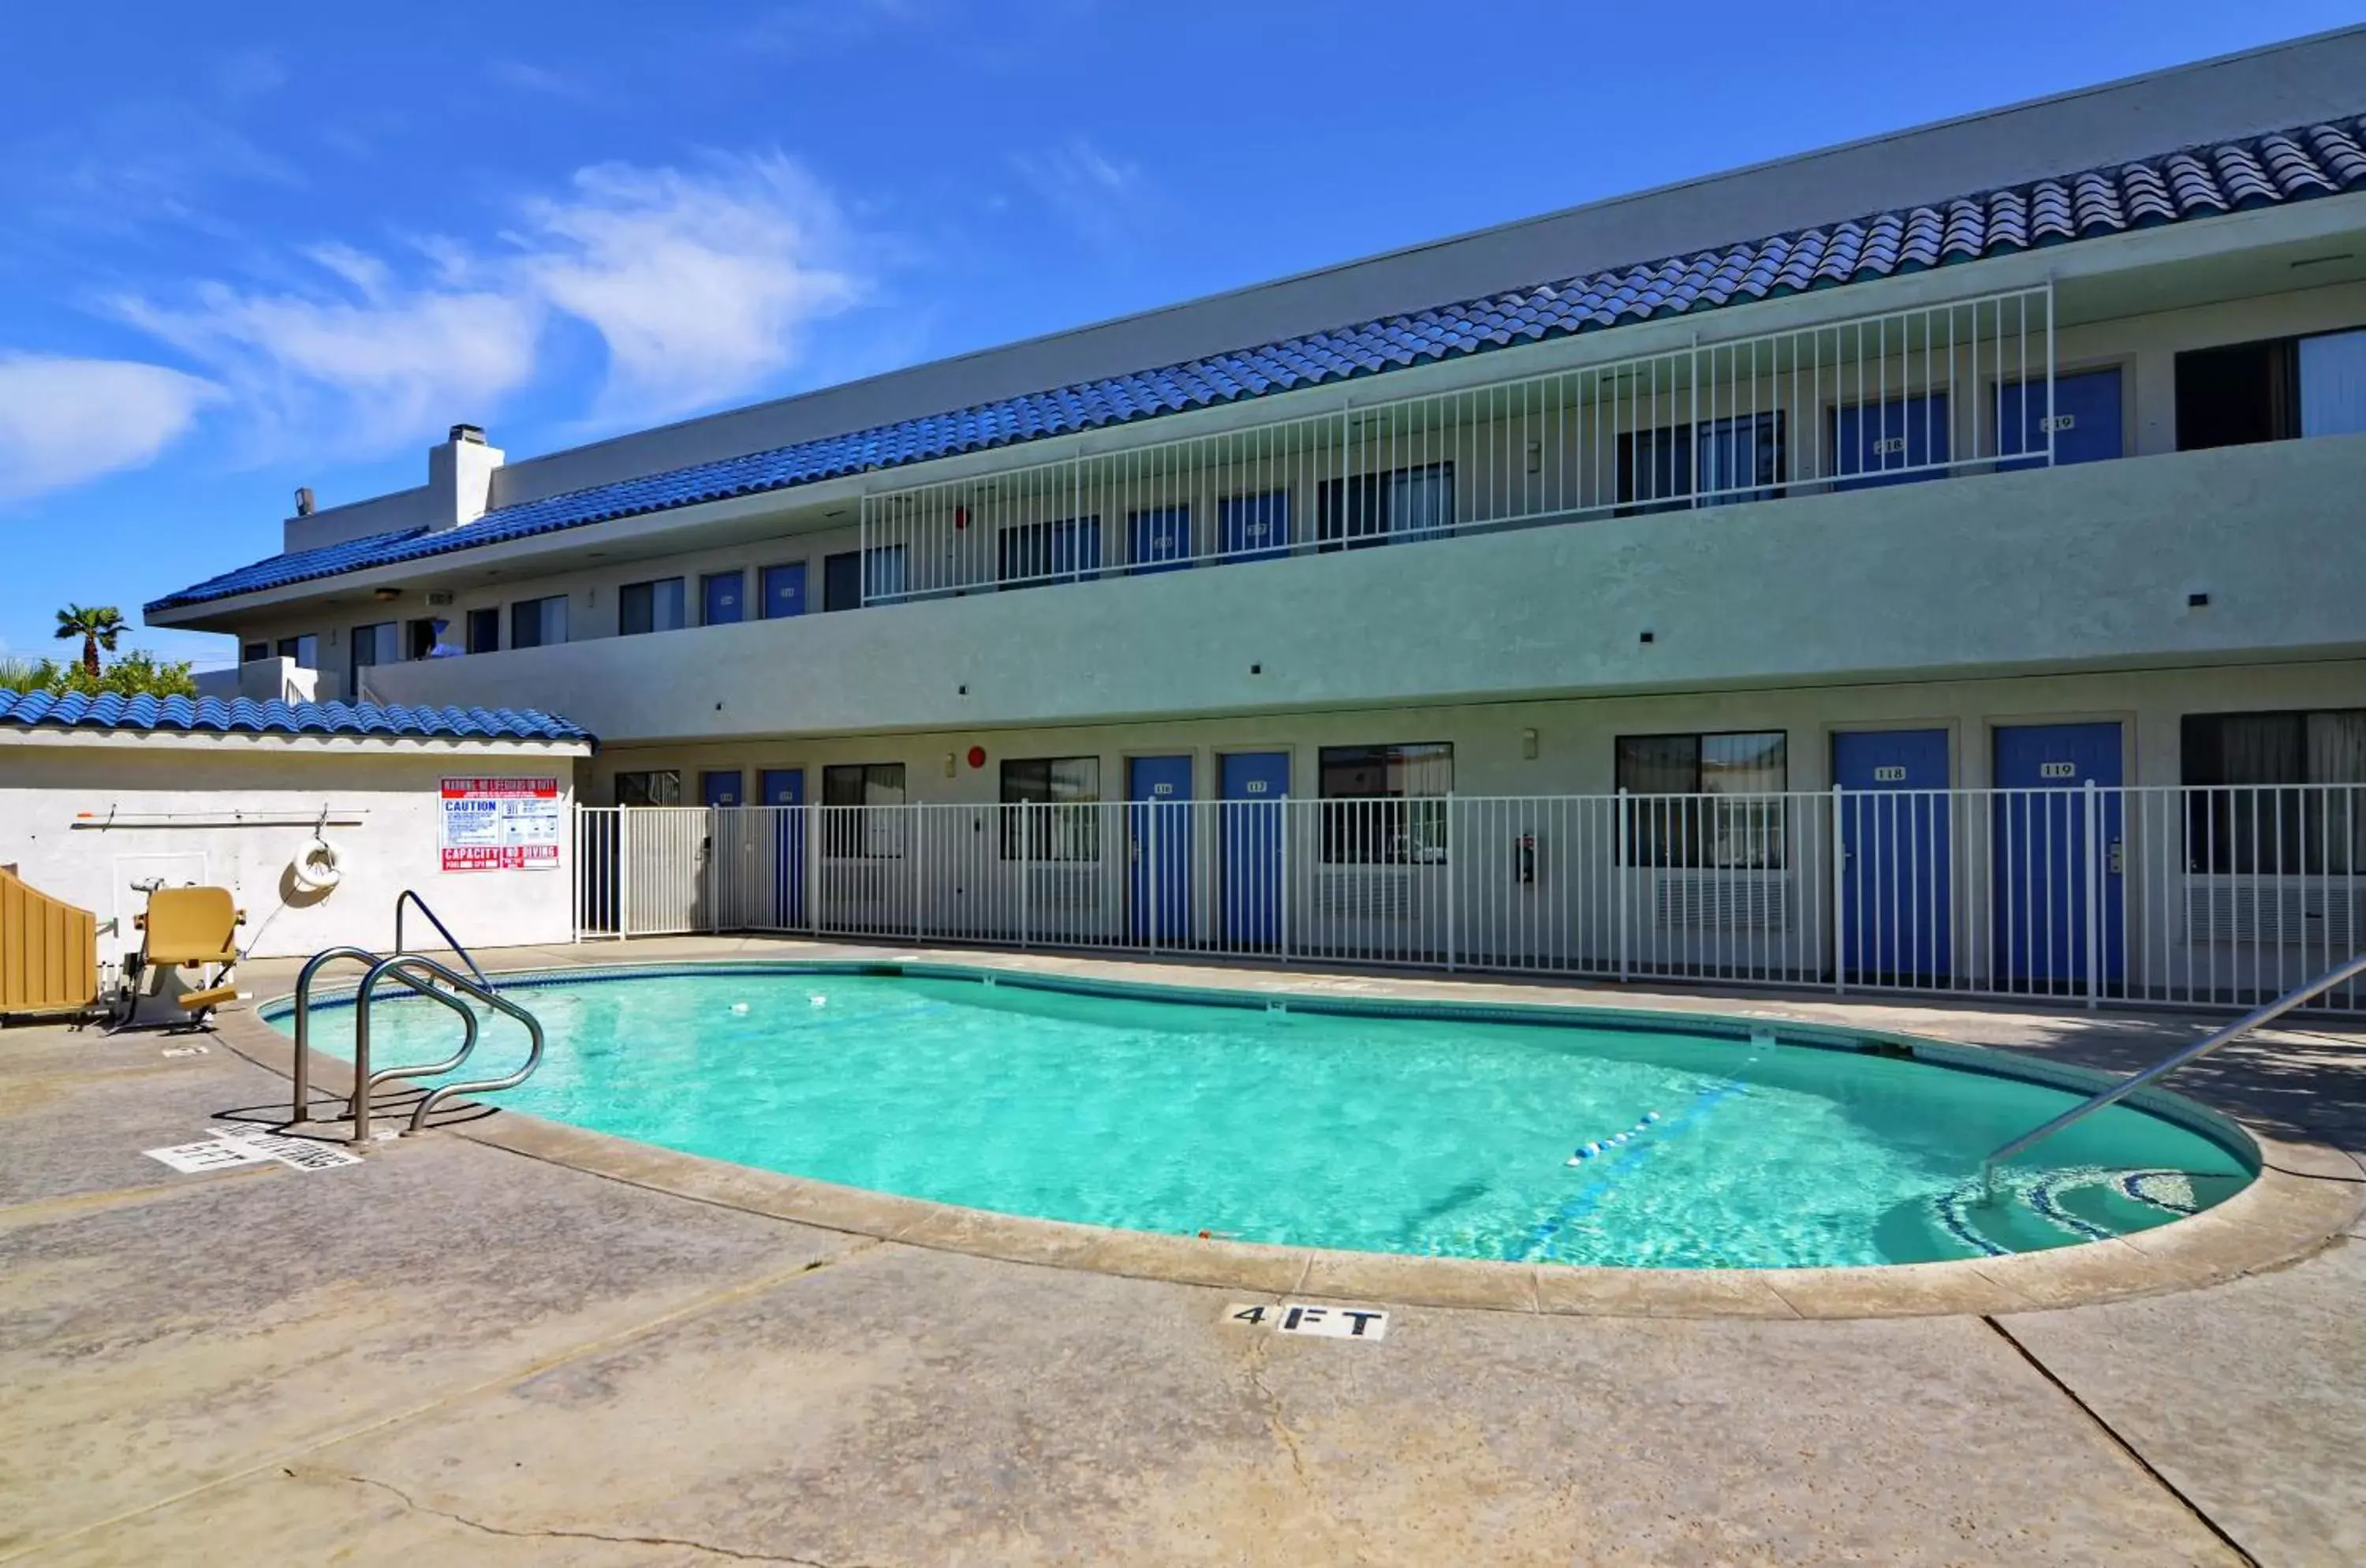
[4,940,2363,1565]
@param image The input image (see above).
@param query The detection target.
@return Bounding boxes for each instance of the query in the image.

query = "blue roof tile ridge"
[149,114,2366,614]
[0,686,594,745]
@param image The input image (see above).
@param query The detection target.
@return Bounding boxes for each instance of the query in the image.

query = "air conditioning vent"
[2184,877,2360,946]
[1317,870,1414,920]
[1652,869,1790,931]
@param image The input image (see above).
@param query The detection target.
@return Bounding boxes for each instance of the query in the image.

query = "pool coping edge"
[210,950,2364,1322]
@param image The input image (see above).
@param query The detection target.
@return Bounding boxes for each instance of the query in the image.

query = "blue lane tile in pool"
[278,970,2253,1269]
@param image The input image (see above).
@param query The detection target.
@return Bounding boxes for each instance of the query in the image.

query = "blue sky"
[1,1,2354,669]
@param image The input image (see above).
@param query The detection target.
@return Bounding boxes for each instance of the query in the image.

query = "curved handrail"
[347,954,483,1143]
[349,952,545,1140]
[408,972,545,1134]
[1982,947,2366,1198]
[289,946,469,1126]
[394,889,494,994]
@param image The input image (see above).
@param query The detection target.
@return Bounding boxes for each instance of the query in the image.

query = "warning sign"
[440,777,562,872]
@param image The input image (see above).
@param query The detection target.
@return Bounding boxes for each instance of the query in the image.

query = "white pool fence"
[573,784,2364,1015]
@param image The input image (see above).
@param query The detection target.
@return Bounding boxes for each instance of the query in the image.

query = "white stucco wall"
[0,736,587,963]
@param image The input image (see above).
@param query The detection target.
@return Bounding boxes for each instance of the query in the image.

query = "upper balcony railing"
[859,285,2057,602]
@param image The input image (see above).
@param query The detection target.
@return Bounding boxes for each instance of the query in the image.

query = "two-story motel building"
[148,32,2366,1002]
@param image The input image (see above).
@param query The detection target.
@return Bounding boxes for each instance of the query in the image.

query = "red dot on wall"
[967,746,987,769]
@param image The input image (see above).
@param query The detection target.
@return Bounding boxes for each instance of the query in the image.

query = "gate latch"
[2108,838,2124,875]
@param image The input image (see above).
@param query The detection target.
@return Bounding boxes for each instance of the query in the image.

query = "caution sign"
[440,777,562,872]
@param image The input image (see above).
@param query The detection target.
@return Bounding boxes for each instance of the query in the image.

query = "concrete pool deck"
[5,937,2364,1564]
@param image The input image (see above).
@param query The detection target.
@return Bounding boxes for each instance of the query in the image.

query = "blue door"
[1129,756,1193,945]
[701,770,744,808]
[1129,506,1191,574]
[761,768,805,926]
[1996,368,2124,472]
[1220,752,1289,948]
[1219,491,1291,562]
[1833,393,1950,490]
[1993,723,2125,991]
[702,570,745,626]
[1834,730,1953,983]
[760,562,807,619]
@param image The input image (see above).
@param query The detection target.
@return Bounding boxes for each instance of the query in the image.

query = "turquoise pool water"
[274,967,2254,1268]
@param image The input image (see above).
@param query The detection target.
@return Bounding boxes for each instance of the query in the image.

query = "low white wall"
[0,738,584,964]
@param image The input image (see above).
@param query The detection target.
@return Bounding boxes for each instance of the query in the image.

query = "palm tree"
[54,604,126,678]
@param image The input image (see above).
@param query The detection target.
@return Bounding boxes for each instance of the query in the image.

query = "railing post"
[1443,797,1458,972]
[1278,799,1292,964]
[1830,785,1847,995]
[619,808,634,941]
[803,801,819,935]
[1615,789,1631,984]
[1146,801,1160,955]
[1020,800,1032,950]
[2084,778,2101,1012]
[912,804,925,945]
[707,807,721,937]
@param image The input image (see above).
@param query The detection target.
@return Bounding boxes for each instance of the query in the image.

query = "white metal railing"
[860,285,2054,600]
[575,781,2363,1015]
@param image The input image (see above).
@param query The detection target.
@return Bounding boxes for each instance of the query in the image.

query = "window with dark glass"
[822,762,906,857]
[2181,710,2364,875]
[1615,731,1788,868]
[2176,327,2366,450]
[406,617,461,659]
[998,517,1102,587]
[1318,743,1452,864]
[511,595,568,649]
[999,756,1101,860]
[241,641,268,663]
[822,547,905,610]
[620,577,686,636]
[1612,413,1786,515]
[465,609,499,655]
[347,622,397,693]
[1316,463,1453,551]
[614,770,681,807]
[276,633,319,670]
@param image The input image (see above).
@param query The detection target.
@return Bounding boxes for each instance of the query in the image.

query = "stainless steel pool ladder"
[286,894,547,1144]
[1980,947,2366,1200]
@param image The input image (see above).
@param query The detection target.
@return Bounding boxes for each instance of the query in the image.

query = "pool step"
[1878,1168,2230,1263]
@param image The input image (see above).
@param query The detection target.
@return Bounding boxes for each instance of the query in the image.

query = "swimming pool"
[271,965,2255,1269]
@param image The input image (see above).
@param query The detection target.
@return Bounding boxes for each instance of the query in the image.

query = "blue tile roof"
[151,116,2366,614]
[0,689,593,745]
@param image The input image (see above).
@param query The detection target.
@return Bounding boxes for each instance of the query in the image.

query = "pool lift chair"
[122,883,245,1029]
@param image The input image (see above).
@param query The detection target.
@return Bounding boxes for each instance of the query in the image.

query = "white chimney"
[425,423,503,532]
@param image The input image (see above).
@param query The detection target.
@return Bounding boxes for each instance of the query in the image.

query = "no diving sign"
[1227,1301,1390,1341]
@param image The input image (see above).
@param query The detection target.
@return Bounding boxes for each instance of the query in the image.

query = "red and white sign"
[439,777,562,872]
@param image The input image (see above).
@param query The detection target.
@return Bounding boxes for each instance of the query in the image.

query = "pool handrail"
[351,952,545,1142]
[394,889,494,994]
[1981,946,2366,1197]
[289,945,474,1126]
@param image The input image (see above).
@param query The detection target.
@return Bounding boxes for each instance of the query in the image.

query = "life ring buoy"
[291,836,345,892]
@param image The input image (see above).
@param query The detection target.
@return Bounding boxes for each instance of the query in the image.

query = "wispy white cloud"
[114,279,543,460]
[521,155,864,422]
[107,150,875,457]
[1009,136,1144,248]
[0,356,220,504]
